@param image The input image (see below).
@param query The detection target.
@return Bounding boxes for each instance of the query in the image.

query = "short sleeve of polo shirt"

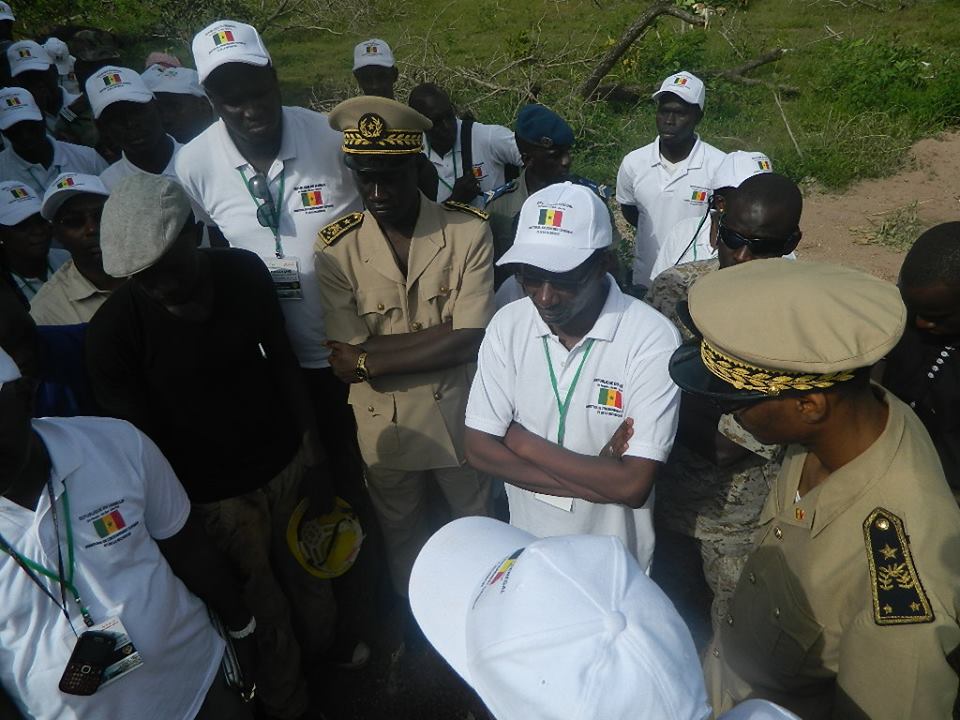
[135,427,192,540]
[615,152,639,206]
[450,222,495,331]
[618,308,682,462]
[465,307,518,437]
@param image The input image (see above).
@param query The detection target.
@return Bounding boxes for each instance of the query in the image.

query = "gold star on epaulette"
[864,507,933,626]
[442,200,489,221]
[318,212,364,247]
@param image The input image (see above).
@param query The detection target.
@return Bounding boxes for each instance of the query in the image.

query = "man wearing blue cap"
[486,104,613,291]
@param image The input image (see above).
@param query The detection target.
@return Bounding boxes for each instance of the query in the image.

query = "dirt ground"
[799,131,960,281]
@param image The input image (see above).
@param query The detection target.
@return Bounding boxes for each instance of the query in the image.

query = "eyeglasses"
[56,208,103,229]
[516,258,600,293]
[717,219,796,256]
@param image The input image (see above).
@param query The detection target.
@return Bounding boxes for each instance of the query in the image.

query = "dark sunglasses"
[717,219,797,255]
[247,174,279,231]
[56,208,103,229]
[516,257,601,293]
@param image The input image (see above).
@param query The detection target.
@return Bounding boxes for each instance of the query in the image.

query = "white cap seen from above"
[7,40,51,77]
[0,346,21,391]
[142,65,206,98]
[41,173,110,222]
[0,87,42,130]
[0,180,41,227]
[43,37,74,76]
[0,2,14,21]
[497,182,612,273]
[353,38,395,70]
[653,71,706,110]
[410,517,712,720]
[711,150,773,191]
[192,20,271,85]
[86,65,154,119]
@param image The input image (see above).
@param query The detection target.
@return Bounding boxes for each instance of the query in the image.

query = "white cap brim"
[496,242,597,273]
[41,185,109,222]
[0,11,14,21]
[0,199,41,226]
[0,346,21,388]
[409,517,535,685]
[10,60,51,76]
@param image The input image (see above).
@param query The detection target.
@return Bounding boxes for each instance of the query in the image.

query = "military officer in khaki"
[669,258,960,719]
[316,96,494,594]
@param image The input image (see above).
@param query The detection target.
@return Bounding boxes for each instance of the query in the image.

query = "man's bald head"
[717,173,802,268]
[408,82,457,155]
[408,82,449,113]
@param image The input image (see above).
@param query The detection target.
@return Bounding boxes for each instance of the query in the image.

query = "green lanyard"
[238,167,286,258]
[0,481,94,630]
[542,337,595,447]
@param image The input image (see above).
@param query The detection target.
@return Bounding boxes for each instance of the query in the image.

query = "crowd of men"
[0,4,958,720]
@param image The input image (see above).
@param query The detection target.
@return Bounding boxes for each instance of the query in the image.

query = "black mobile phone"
[58,630,115,696]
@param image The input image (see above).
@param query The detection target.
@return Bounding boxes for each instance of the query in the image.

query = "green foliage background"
[20,0,960,191]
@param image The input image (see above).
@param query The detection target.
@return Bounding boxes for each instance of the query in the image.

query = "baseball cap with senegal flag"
[652,70,706,110]
[0,181,41,227]
[0,87,42,130]
[85,65,154,119]
[41,173,110,222]
[497,181,612,273]
[192,20,271,84]
[0,2,14,21]
[7,40,51,77]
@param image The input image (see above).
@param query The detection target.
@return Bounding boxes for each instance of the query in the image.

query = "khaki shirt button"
[774,608,781,619]
[774,527,783,539]
[367,405,375,412]
[433,391,442,400]
[712,648,720,658]
[377,303,384,311]
[440,285,449,293]
[412,321,423,331]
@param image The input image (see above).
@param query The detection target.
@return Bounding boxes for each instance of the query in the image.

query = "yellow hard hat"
[287,497,364,579]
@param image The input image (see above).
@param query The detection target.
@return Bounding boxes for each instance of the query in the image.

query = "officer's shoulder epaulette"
[483,179,519,207]
[318,212,364,247]
[569,175,612,201]
[442,200,489,221]
[863,507,934,626]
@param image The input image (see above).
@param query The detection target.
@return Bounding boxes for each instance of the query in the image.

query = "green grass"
[23,0,960,191]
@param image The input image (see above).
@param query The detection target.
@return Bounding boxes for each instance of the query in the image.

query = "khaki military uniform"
[315,196,495,591]
[646,259,784,629]
[705,390,960,719]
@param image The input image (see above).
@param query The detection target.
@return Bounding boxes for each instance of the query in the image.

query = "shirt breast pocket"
[356,287,403,336]
[418,267,458,325]
[724,545,824,686]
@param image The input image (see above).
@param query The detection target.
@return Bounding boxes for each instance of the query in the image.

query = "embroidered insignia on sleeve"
[863,507,934,625]
[443,200,489,221]
[483,180,518,207]
[318,212,364,246]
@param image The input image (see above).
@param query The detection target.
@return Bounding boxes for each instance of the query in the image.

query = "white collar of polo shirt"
[648,133,705,171]
[530,273,628,346]
[218,107,296,176]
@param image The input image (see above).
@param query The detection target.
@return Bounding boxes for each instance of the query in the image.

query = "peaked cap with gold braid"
[668,259,906,401]
[328,96,431,158]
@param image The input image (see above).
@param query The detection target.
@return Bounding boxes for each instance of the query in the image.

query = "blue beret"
[515,104,574,148]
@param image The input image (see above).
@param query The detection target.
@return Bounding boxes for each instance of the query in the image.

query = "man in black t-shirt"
[883,222,960,503]
[85,174,338,720]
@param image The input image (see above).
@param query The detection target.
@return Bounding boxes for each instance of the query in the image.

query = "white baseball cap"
[192,20,271,84]
[711,150,773,191]
[86,65,154,119]
[0,2,14,21]
[498,181,612,272]
[141,65,206,98]
[353,38,395,70]
[653,71,706,110]
[0,181,42,226]
[0,87,42,130]
[7,40,52,77]
[41,173,110,222]
[410,517,712,720]
[43,37,74,76]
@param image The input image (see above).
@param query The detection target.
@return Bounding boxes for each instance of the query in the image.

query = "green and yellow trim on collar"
[700,338,856,395]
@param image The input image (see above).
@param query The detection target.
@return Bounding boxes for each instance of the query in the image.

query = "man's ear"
[795,392,828,425]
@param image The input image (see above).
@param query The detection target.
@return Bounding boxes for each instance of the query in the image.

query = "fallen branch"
[773,90,803,158]
[578,0,705,99]
[706,48,799,95]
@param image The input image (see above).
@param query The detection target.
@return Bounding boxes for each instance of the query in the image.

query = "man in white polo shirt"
[616,71,726,291]
[0,346,257,719]
[0,87,106,196]
[89,65,185,192]
[409,82,521,207]
[352,38,398,99]
[175,20,363,455]
[464,182,681,571]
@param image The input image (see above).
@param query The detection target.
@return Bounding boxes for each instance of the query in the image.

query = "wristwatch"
[355,351,370,382]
